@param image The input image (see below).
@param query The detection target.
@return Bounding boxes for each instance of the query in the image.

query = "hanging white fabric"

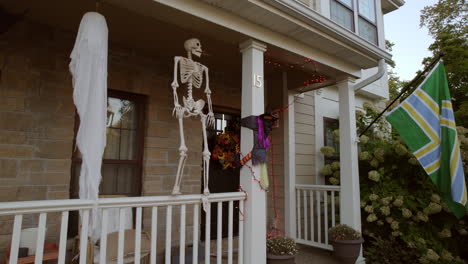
[70,12,108,241]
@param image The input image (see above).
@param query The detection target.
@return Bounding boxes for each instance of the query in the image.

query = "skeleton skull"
[184,38,202,58]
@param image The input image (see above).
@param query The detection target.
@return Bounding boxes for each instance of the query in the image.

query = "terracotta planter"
[267,254,296,264]
[331,237,364,264]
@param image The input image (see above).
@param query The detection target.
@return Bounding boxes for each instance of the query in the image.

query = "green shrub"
[322,106,468,263]
[329,224,361,241]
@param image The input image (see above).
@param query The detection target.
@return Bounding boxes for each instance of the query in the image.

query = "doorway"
[201,109,241,240]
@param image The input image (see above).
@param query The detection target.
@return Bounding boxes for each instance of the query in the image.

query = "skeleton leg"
[200,115,211,195]
[172,117,188,195]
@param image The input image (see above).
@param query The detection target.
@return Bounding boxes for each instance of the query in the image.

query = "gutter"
[353,59,386,91]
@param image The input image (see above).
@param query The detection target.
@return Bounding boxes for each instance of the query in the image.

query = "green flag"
[386,62,467,218]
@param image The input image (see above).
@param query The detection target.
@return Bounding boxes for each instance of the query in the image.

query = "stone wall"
[0,20,285,261]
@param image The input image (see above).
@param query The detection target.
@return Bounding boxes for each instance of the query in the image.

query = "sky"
[384,0,438,81]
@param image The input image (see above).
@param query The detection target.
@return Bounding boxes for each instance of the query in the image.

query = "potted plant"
[266,237,298,264]
[329,224,364,263]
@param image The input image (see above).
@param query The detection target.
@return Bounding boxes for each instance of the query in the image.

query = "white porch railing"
[0,192,246,264]
[295,184,340,250]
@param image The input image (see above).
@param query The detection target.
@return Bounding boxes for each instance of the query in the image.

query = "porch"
[0,0,365,263]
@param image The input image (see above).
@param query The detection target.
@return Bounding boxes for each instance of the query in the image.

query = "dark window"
[330,0,354,31]
[323,117,339,164]
[358,0,378,44]
[70,90,146,198]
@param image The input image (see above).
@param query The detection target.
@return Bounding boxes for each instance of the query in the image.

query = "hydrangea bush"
[266,237,298,256]
[320,104,468,263]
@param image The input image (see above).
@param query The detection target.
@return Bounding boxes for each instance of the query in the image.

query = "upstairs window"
[330,0,354,31]
[358,0,377,44]
[330,0,378,45]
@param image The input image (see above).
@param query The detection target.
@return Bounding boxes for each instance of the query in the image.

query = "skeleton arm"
[172,56,184,118]
[203,66,214,127]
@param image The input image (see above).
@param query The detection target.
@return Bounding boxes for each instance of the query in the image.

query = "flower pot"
[267,254,296,264]
[331,237,364,264]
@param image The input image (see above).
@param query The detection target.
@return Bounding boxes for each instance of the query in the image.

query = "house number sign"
[253,74,263,88]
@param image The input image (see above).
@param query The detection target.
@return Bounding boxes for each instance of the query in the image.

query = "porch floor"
[296,245,339,264]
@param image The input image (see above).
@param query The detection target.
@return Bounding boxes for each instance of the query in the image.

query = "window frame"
[70,89,147,198]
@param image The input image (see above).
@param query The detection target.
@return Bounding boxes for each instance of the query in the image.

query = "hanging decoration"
[211,127,240,169]
[170,38,214,211]
[240,114,278,190]
[265,55,328,86]
[70,12,108,241]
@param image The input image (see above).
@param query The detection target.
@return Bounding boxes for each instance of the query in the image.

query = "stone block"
[145,165,177,176]
[47,191,69,200]
[34,140,72,159]
[0,145,33,158]
[29,172,70,185]
[19,159,44,173]
[17,186,47,201]
[0,131,27,144]
[0,159,17,178]
[25,97,75,114]
[0,97,25,111]
[0,112,34,131]
[144,149,167,160]
[0,186,18,202]
[45,159,71,172]
[145,137,178,149]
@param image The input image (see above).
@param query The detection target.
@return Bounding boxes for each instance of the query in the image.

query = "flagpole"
[358,53,445,137]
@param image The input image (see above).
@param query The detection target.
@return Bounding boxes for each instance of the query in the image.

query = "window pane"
[104,127,121,159]
[337,0,352,8]
[120,130,136,160]
[100,164,139,196]
[358,0,376,22]
[358,18,378,44]
[331,1,354,31]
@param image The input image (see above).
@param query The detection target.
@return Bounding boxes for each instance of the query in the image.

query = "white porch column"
[338,78,364,263]
[338,78,362,227]
[282,72,296,238]
[239,39,267,264]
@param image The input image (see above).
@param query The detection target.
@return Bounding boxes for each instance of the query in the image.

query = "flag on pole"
[386,62,467,218]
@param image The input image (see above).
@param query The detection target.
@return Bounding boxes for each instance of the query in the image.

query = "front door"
[201,110,241,240]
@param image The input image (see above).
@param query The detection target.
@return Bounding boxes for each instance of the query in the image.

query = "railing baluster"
[296,189,301,239]
[324,191,329,245]
[303,189,308,240]
[118,208,126,264]
[316,191,321,244]
[99,209,109,264]
[331,191,336,227]
[165,205,172,264]
[34,212,47,264]
[180,205,186,264]
[217,202,222,264]
[9,214,23,264]
[79,210,89,264]
[238,200,244,264]
[151,207,158,264]
[58,211,69,264]
[192,204,199,264]
[135,207,142,264]
[228,201,233,264]
[310,190,314,242]
[205,202,211,264]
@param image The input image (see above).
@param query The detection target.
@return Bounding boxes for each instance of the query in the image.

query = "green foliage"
[266,237,298,256]
[321,106,468,263]
[420,0,468,126]
[329,224,361,241]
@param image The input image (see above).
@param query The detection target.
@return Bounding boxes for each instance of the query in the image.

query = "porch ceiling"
[1,0,341,88]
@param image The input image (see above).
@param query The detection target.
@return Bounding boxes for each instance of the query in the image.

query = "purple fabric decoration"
[257,116,270,148]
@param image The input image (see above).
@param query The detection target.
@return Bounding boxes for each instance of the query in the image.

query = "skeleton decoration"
[171,38,214,200]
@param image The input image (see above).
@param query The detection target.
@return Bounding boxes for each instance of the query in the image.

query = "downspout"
[353,59,386,91]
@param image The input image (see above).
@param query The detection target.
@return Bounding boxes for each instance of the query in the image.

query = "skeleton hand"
[173,103,185,119]
[171,80,179,90]
[206,112,215,128]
